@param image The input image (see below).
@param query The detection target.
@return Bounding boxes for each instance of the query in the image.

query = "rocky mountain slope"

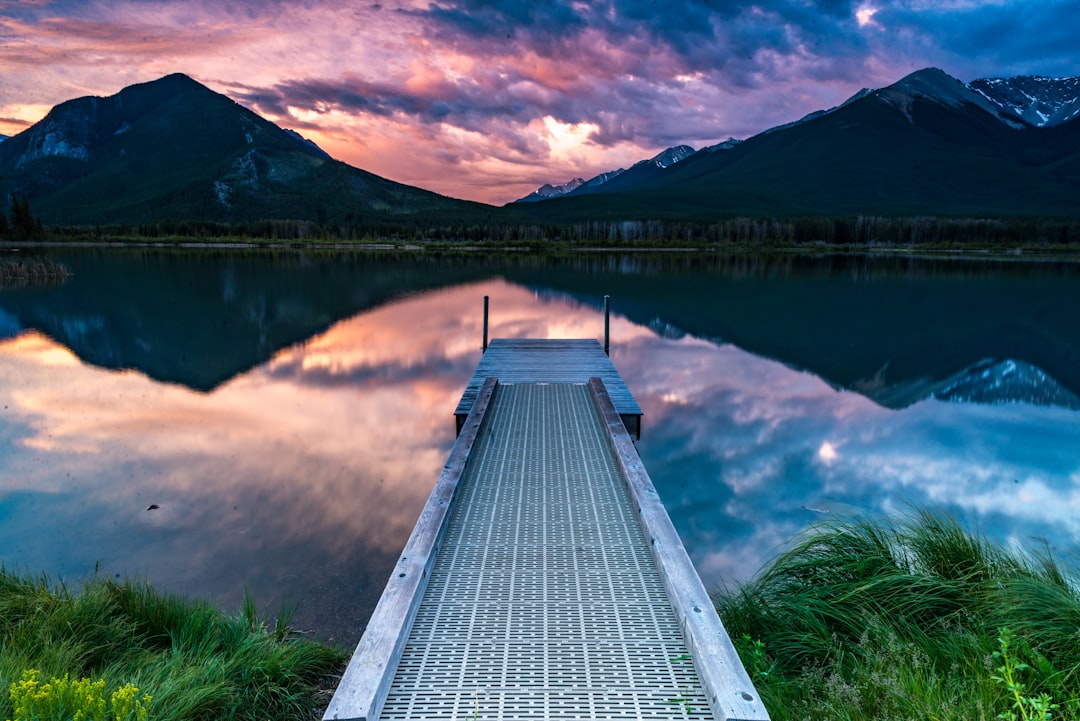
[0,74,487,226]
[518,68,1080,220]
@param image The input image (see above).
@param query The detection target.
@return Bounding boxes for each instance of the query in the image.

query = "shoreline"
[6,238,1080,260]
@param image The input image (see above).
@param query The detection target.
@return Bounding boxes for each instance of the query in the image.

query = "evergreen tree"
[8,194,42,240]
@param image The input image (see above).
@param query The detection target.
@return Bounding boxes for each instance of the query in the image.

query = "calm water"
[1,249,1078,648]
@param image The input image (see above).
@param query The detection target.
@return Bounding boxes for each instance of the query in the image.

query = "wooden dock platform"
[455,339,642,439]
[325,342,767,721]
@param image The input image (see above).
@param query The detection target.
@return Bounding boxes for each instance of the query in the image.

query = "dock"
[456,339,642,439]
[325,339,768,721]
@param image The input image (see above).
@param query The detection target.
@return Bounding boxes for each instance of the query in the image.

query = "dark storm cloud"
[375,0,884,145]
[5,0,1079,202]
[878,0,1080,79]
[411,0,870,78]
[238,73,556,130]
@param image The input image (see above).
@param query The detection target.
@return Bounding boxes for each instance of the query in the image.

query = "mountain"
[516,177,586,203]
[513,144,695,204]
[525,68,1080,220]
[498,253,1080,411]
[0,250,492,391]
[971,76,1080,127]
[930,359,1080,409]
[699,137,743,152]
[0,74,487,226]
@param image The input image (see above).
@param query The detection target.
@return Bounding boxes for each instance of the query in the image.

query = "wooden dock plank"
[380,383,727,720]
[590,378,770,721]
[324,377,498,721]
[325,343,767,721]
[456,338,641,437]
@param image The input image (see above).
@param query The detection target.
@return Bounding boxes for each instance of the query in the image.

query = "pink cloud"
[1,0,1078,204]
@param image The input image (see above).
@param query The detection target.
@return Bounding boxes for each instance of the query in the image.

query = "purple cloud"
[1,0,1079,203]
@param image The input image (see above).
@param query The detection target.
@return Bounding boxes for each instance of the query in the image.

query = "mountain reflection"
[1,252,1079,648]
[617,334,1080,586]
[0,278,647,646]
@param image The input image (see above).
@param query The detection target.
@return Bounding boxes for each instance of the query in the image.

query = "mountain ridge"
[0,73,488,226]
[515,68,1080,215]
[2,67,1079,228]
[515,67,1080,220]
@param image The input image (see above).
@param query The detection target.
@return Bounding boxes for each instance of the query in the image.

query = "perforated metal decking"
[381,383,713,720]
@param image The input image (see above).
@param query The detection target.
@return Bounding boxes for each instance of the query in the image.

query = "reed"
[716,508,1080,720]
[0,258,72,287]
[0,570,344,721]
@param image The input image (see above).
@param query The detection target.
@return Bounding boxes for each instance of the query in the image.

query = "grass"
[716,508,1080,721]
[0,570,345,721]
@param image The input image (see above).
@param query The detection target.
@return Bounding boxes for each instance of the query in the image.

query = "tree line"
[0,195,46,241]
[25,211,1080,247]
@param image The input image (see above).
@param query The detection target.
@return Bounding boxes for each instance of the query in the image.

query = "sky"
[1,0,1078,205]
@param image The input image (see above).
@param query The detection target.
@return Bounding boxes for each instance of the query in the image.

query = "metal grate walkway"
[455,340,642,438]
[381,383,712,720]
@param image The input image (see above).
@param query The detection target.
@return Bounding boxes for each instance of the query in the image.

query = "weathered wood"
[589,377,771,721]
[323,377,498,721]
[456,338,642,437]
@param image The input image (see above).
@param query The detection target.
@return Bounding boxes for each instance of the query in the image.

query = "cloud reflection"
[620,335,1080,588]
[2,276,1078,645]
[0,278,643,645]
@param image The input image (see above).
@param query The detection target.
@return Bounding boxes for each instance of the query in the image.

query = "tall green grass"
[0,570,344,721]
[716,509,1080,720]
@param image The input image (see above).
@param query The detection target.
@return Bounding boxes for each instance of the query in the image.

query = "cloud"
[876,0,1080,79]
[1,0,1079,202]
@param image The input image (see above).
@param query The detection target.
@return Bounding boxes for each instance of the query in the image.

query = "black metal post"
[482,295,489,353]
[603,294,610,356]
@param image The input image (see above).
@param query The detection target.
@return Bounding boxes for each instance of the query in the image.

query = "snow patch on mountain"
[512,68,1080,206]
[581,169,625,188]
[515,177,586,203]
[970,75,1080,127]
[514,144,695,203]
[934,359,1080,409]
[700,137,743,152]
[875,67,1028,127]
[637,144,695,169]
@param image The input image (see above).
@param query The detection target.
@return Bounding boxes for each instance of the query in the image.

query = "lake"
[1,248,1078,648]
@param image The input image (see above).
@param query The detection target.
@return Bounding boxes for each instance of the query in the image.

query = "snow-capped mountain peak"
[514,177,586,203]
[701,137,743,152]
[638,144,695,169]
[513,144,695,203]
[969,75,1080,127]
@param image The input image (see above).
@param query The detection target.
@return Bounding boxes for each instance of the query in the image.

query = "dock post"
[603,294,610,356]
[483,295,489,353]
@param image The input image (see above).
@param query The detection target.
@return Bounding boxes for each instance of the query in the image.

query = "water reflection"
[619,335,1080,586]
[0,279,648,646]
[1,255,1079,649]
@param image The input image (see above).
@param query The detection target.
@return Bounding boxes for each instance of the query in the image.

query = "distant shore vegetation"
[9,213,1080,251]
[716,509,1080,721]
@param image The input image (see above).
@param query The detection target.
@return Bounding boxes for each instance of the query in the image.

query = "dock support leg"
[603,294,610,356]
[483,295,489,353]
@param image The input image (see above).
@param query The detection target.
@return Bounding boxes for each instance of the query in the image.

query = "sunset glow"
[1,1,1076,204]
